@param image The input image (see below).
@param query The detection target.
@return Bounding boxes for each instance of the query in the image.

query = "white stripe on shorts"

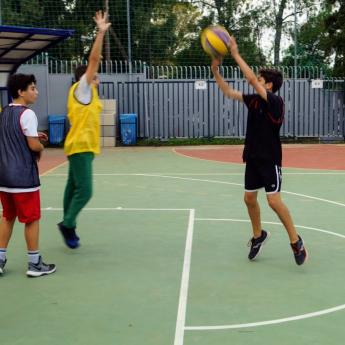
[244,188,262,193]
[266,165,281,194]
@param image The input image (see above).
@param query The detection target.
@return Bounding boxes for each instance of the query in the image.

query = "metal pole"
[45,53,50,118]
[126,0,132,75]
[0,0,2,25]
[294,0,297,80]
[293,0,298,138]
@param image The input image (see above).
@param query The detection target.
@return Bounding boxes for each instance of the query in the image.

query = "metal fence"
[27,56,326,79]
[3,61,345,140]
[115,78,345,139]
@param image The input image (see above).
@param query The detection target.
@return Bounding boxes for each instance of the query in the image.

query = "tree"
[2,0,91,61]
[183,0,267,66]
[323,0,345,76]
[2,0,44,27]
[282,8,332,76]
[242,0,318,65]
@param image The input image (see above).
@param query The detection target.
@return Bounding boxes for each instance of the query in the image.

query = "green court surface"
[1,147,345,345]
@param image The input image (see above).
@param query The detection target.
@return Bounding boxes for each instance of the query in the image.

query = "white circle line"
[43,173,345,207]
[143,174,345,207]
[186,218,345,330]
[185,304,345,330]
[195,218,345,239]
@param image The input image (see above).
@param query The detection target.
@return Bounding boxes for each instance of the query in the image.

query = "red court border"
[38,148,67,175]
[174,144,345,171]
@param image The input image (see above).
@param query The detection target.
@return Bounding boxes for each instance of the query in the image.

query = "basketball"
[201,25,231,58]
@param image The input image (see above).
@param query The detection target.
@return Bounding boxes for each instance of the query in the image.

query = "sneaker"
[0,258,7,275]
[247,230,270,260]
[290,235,308,265]
[69,227,80,241]
[57,222,80,249]
[72,228,80,241]
[26,256,56,277]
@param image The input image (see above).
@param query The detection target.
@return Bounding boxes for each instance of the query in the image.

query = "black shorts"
[245,160,282,194]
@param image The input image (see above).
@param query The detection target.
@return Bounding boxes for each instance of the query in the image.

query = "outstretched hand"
[93,11,111,33]
[228,35,238,56]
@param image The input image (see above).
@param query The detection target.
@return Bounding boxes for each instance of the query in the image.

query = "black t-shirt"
[242,92,284,165]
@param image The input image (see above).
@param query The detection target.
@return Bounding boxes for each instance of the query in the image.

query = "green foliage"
[323,0,345,76]
[176,0,267,66]
[281,1,345,77]
[2,0,44,26]
[282,10,333,76]
[2,0,342,77]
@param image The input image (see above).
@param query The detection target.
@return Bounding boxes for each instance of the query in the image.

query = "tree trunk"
[274,0,288,65]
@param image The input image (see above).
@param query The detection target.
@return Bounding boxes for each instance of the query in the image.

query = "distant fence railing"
[144,65,325,80]
[27,55,326,79]
[114,78,345,139]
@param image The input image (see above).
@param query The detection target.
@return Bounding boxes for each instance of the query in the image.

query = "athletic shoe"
[26,256,56,277]
[74,230,80,241]
[290,235,308,265]
[71,227,80,241]
[0,258,7,275]
[247,230,271,260]
[57,222,80,249]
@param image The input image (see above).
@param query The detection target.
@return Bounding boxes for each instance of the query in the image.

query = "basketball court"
[1,145,344,345]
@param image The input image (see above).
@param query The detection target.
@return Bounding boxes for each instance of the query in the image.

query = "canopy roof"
[0,25,74,86]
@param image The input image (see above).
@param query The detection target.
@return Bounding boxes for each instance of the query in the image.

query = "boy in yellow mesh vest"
[58,11,111,248]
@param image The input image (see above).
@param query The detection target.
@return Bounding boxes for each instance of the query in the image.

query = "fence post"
[207,78,211,138]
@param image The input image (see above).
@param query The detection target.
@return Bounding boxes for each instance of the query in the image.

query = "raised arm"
[211,58,243,101]
[229,36,267,101]
[85,11,112,85]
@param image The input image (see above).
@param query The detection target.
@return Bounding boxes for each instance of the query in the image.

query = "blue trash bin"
[119,114,137,145]
[48,115,66,144]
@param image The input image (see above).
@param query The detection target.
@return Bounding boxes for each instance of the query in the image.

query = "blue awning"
[0,25,74,85]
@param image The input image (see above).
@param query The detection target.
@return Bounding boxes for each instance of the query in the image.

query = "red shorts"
[0,191,41,223]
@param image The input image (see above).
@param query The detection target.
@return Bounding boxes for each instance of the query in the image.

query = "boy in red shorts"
[0,73,56,277]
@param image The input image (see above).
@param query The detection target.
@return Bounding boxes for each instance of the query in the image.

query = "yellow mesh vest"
[64,82,102,156]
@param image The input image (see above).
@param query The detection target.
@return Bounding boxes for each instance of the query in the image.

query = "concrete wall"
[17,64,144,130]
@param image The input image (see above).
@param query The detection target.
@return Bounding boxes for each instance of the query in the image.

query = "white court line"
[137,174,345,208]
[135,174,345,208]
[186,217,345,330]
[282,191,345,207]
[185,304,345,330]
[46,173,243,176]
[46,172,345,176]
[40,173,345,336]
[45,173,345,207]
[42,207,190,211]
[42,205,195,345]
[136,173,244,187]
[196,218,345,239]
[174,209,195,345]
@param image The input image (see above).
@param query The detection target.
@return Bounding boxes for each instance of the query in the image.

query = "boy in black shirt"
[211,36,307,265]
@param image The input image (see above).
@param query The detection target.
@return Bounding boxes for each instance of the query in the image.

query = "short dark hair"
[7,74,36,99]
[74,65,87,82]
[259,69,283,93]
